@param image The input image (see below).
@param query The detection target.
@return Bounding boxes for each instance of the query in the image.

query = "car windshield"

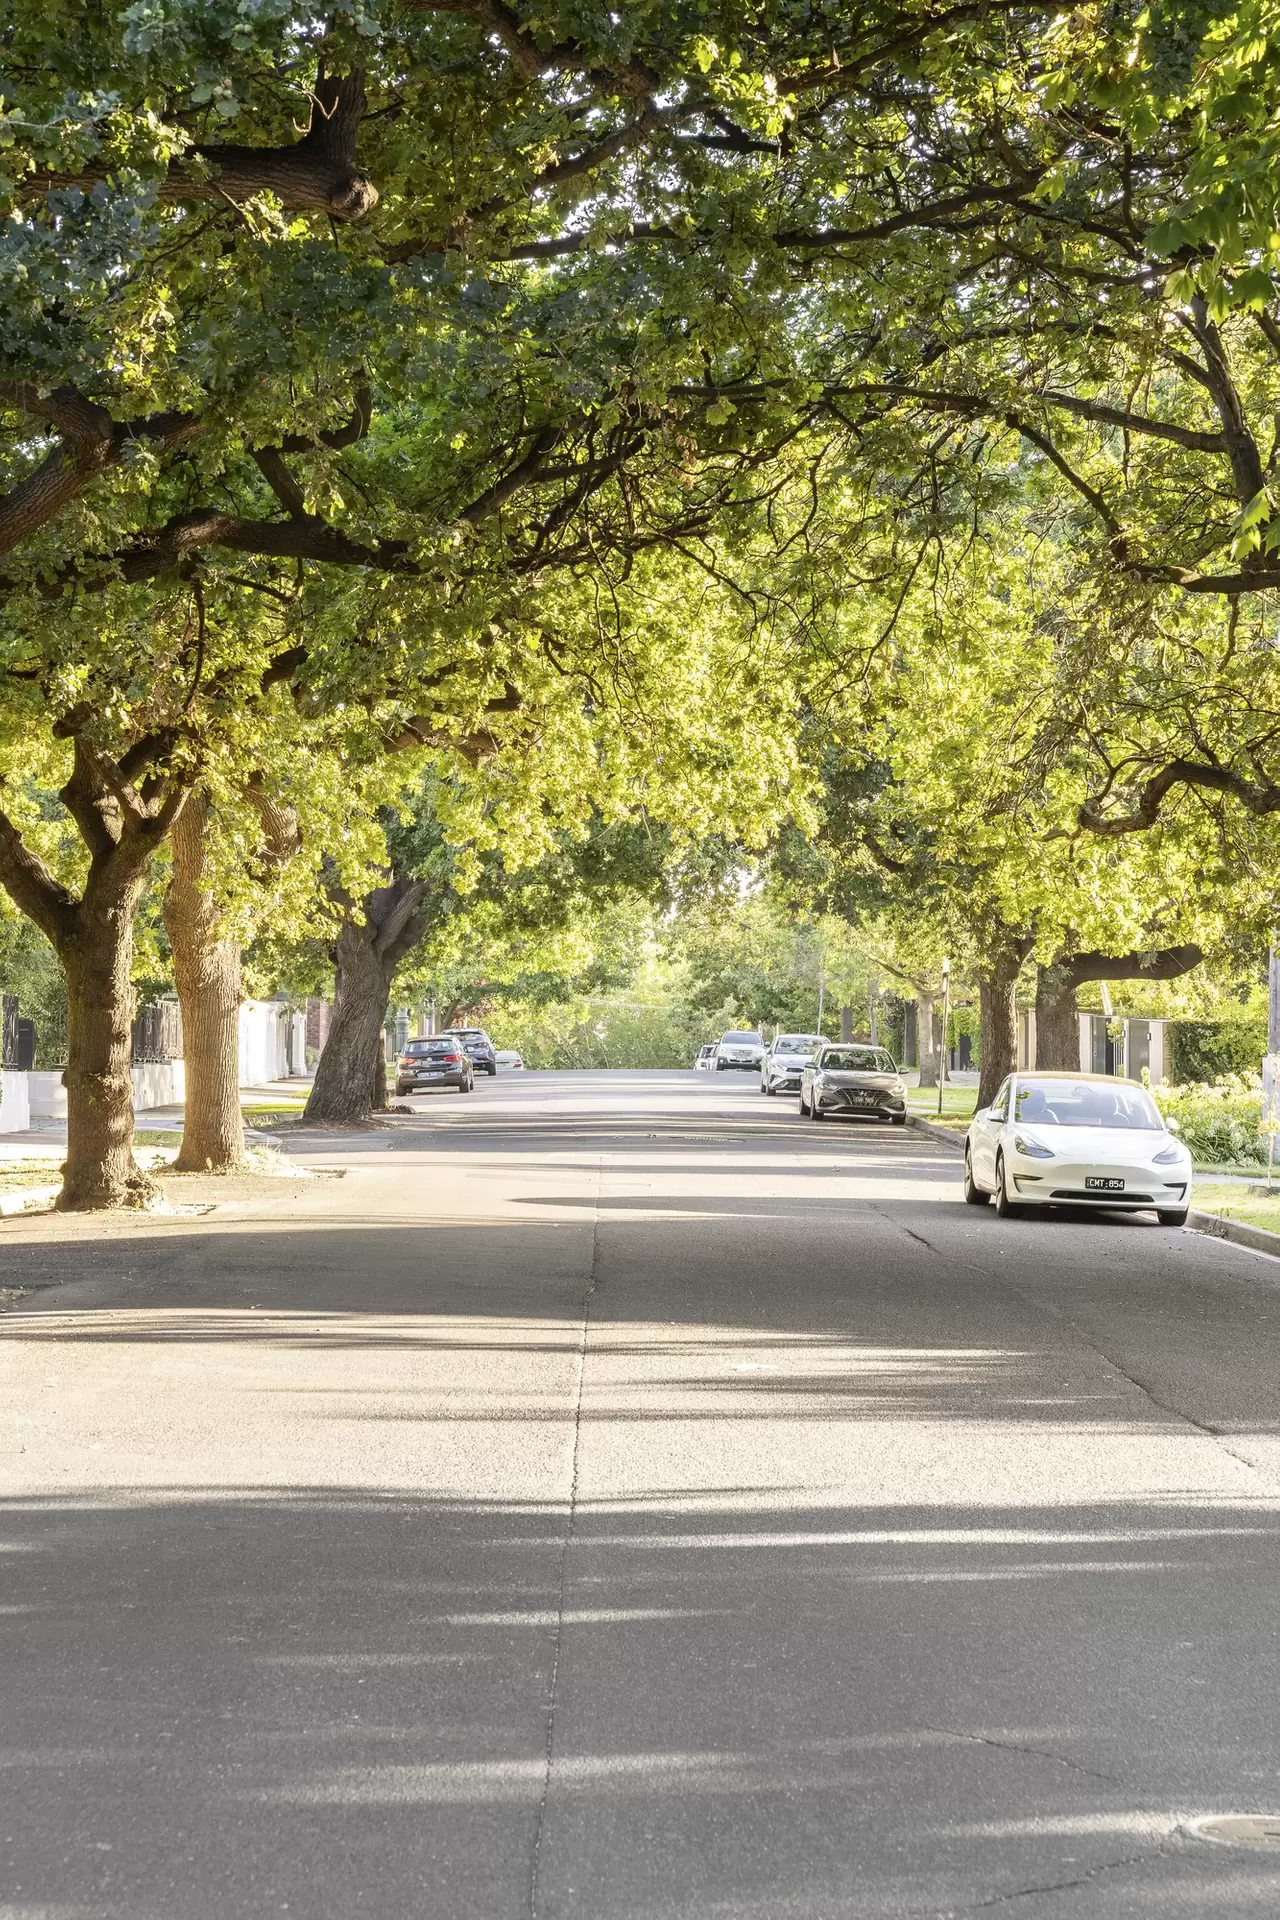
[820,1048,896,1073]
[1013,1079,1163,1129]
[774,1035,819,1051]
[722,1031,762,1043]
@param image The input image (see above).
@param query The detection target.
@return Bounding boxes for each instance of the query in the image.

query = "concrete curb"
[907,1115,967,1152]
[1187,1209,1280,1259]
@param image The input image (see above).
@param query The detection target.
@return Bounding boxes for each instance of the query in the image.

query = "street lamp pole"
[936,958,951,1119]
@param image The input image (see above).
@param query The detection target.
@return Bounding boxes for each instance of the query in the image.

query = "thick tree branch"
[1059,942,1203,985]
[1079,759,1280,834]
[0,802,78,946]
[0,386,199,555]
[30,72,377,221]
[253,449,309,520]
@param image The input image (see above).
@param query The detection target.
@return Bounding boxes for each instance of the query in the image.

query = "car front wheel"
[762,1078,775,1095]
[963,1149,989,1206]
[1157,1208,1189,1227]
[993,1153,1024,1219]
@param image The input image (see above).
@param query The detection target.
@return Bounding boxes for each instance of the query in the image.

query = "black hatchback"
[440,1028,499,1076]
[395,1037,474,1095]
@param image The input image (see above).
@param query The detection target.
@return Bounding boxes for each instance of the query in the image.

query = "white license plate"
[1085,1176,1124,1191]
[848,1091,875,1105]
[416,1072,447,1080]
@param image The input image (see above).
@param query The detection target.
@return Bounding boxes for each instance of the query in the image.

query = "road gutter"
[1186,1209,1280,1260]
[907,1115,966,1152]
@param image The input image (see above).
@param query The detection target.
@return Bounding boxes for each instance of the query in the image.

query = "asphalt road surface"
[4,1068,1280,1918]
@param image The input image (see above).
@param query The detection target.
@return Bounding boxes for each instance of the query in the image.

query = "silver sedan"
[799,1045,908,1125]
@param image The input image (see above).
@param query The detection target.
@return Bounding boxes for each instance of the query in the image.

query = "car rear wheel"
[993,1153,1024,1219]
[1157,1208,1189,1226]
[486,1065,497,1076]
[963,1148,989,1206]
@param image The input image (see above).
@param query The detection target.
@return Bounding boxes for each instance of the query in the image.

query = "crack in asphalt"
[936,1842,1161,1915]
[924,1725,1119,1786]
[529,1156,602,1920]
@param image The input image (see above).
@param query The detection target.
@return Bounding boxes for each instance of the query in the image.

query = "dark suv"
[395,1037,474,1095]
[440,1027,499,1076]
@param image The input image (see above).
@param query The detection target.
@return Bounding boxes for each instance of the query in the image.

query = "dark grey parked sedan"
[395,1037,475,1095]
[798,1044,908,1125]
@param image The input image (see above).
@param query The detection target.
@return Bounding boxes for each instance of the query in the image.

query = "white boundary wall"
[238,1000,307,1086]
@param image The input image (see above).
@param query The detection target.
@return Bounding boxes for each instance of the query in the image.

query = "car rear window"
[406,1039,458,1055]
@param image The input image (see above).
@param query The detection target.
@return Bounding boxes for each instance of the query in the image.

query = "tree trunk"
[165,795,246,1174]
[1034,963,1081,1071]
[305,874,431,1125]
[917,992,939,1088]
[306,920,398,1124]
[58,874,155,1211]
[977,952,1026,1109]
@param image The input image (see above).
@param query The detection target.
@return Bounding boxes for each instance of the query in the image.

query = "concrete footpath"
[4,1070,1280,1917]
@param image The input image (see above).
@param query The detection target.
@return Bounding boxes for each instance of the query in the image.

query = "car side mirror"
[1165,1116,1180,1134]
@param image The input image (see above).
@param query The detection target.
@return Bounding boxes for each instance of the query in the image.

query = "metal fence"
[132,999,183,1064]
[0,991,182,1068]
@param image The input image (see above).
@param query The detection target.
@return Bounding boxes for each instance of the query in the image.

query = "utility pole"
[936,958,951,1118]
[817,964,825,1036]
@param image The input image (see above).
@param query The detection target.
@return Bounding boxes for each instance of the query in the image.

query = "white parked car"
[963,1072,1191,1225]
[494,1049,525,1070]
[694,1044,717,1071]
[760,1033,823,1094]
[714,1029,765,1071]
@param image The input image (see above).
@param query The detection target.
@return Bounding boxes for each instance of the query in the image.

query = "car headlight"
[1013,1133,1054,1160]
[1152,1142,1185,1164]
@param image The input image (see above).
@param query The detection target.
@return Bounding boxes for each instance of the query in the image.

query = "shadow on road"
[2,1485,1279,1916]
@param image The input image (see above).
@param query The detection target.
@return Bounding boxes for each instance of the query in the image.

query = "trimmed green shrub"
[1169,1015,1267,1085]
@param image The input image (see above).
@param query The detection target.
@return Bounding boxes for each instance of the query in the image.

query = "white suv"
[760,1034,823,1094]
[714,1029,765,1071]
